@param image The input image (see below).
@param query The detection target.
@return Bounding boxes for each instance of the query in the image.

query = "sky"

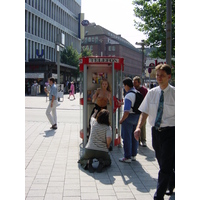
[81,0,147,47]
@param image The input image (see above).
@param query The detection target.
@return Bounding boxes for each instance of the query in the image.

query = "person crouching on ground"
[78,109,112,173]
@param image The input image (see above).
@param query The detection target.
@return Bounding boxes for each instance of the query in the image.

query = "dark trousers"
[152,126,175,200]
[78,148,111,169]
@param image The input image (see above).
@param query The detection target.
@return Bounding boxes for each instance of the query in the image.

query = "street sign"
[81,20,89,26]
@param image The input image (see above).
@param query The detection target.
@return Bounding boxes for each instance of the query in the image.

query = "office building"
[25,0,81,85]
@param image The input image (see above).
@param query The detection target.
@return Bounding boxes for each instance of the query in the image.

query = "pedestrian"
[118,77,140,163]
[78,109,112,173]
[133,76,148,147]
[134,64,175,200]
[68,81,75,100]
[44,77,58,129]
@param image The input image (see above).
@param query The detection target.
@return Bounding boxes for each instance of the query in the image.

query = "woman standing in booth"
[92,78,112,114]
[88,79,112,137]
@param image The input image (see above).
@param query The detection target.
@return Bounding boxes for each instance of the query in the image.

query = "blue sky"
[81,0,146,47]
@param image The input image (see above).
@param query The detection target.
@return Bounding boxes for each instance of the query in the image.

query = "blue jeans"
[121,113,140,158]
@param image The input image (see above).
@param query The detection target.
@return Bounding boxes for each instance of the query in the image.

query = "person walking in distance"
[44,77,58,129]
[68,81,75,100]
[134,64,175,200]
[133,76,148,147]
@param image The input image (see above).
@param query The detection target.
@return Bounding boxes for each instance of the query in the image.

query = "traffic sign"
[81,20,90,26]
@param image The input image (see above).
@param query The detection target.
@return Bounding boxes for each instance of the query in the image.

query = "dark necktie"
[154,90,164,129]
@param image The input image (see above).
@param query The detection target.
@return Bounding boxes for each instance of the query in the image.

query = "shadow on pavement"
[138,145,156,162]
[77,143,157,193]
[43,130,56,137]
[169,194,175,200]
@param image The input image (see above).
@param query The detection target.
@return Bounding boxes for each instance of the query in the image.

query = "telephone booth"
[79,56,124,148]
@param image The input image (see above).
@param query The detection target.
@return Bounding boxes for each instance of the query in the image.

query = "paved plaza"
[25,93,175,200]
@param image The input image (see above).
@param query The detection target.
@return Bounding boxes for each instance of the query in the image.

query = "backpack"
[128,90,144,114]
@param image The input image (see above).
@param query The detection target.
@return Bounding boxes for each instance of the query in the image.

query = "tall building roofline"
[85,23,140,53]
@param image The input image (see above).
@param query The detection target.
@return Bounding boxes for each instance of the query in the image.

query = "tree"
[60,45,80,78]
[81,46,93,57]
[60,45,79,67]
[133,0,175,59]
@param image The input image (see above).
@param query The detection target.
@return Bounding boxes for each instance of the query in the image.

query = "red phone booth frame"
[79,56,124,148]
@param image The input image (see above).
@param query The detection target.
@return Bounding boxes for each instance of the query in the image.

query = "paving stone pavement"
[25,94,175,200]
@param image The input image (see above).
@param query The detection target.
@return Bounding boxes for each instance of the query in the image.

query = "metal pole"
[56,45,60,84]
[112,61,115,148]
[83,64,87,147]
[166,0,172,66]
[141,44,144,85]
[136,40,146,85]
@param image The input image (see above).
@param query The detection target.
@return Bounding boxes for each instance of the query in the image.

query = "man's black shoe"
[165,189,174,196]
[96,162,104,173]
[50,124,57,129]
[88,159,95,173]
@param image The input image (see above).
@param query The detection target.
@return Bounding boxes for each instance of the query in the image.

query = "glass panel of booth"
[87,67,112,131]
[79,72,83,139]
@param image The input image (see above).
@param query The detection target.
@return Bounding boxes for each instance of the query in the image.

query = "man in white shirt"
[134,64,175,200]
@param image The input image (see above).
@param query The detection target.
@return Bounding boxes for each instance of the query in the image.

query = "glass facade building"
[25,0,81,62]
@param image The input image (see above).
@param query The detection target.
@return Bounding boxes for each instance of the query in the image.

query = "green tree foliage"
[60,45,80,77]
[60,45,93,77]
[60,45,79,67]
[81,46,93,57]
[133,0,175,59]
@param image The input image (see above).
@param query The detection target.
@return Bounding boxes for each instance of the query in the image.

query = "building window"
[112,46,115,51]
[90,45,93,51]
[28,12,31,33]
[95,36,98,43]
[108,46,111,51]
[35,0,37,9]
[25,11,27,32]
[35,16,37,36]
[88,37,91,42]
[92,37,94,42]
[25,39,27,61]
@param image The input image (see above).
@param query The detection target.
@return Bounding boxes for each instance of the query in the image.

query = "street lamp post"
[56,44,60,84]
[135,40,147,85]
[166,0,172,67]
[56,33,65,84]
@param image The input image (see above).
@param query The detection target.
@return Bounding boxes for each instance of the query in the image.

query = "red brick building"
[81,23,144,77]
